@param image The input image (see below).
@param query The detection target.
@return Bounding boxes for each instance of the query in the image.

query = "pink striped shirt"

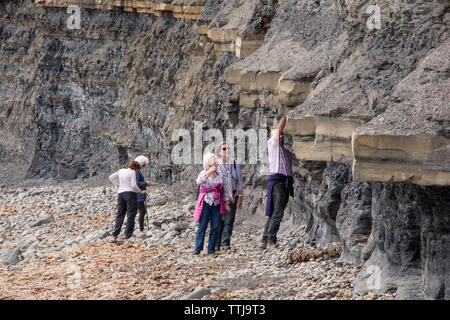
[267,129,296,176]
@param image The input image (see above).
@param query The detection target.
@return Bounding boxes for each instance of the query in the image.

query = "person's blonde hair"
[203,152,217,170]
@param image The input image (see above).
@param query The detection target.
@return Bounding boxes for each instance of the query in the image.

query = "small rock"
[173,223,189,232]
[152,221,162,228]
[98,230,110,240]
[135,231,148,240]
[31,215,54,227]
[2,247,22,265]
[182,287,211,300]
[8,266,22,272]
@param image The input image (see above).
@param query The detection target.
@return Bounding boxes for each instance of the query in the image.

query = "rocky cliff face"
[0,0,448,299]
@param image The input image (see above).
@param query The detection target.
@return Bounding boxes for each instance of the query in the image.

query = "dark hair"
[128,160,141,171]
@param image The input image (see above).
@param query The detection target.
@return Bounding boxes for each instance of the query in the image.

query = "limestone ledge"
[352,133,450,186]
[227,68,312,110]
[286,117,365,163]
[34,0,204,19]
[194,26,264,59]
[285,117,450,186]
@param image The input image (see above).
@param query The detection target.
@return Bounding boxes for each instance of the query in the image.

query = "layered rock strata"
[227,0,449,187]
[194,0,273,58]
[35,0,205,19]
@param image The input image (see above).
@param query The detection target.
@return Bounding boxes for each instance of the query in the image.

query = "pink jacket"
[193,184,226,223]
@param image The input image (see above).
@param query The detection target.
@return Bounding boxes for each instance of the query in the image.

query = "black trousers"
[216,195,239,248]
[112,192,138,238]
[262,182,289,245]
[137,200,147,231]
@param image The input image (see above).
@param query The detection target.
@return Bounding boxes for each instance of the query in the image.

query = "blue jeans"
[194,202,221,254]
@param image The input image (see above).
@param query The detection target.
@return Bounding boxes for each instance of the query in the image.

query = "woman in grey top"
[215,142,244,251]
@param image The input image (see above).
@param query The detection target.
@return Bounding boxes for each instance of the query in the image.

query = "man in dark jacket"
[135,155,151,232]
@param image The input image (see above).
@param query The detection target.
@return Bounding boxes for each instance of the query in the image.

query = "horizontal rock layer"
[285,115,450,186]
[35,0,204,19]
[286,117,365,163]
[194,27,264,58]
[352,134,450,186]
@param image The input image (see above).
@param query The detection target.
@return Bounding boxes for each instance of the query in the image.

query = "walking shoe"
[215,246,221,252]
[193,250,201,255]
[260,242,267,249]
[267,243,277,249]
[222,245,231,251]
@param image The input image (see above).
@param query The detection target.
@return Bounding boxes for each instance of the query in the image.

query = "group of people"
[108,155,151,241]
[109,117,296,255]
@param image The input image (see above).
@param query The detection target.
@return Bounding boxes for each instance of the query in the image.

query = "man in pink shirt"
[262,117,296,249]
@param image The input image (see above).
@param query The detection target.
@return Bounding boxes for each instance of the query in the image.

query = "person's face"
[210,156,218,169]
[221,144,228,160]
[140,163,145,169]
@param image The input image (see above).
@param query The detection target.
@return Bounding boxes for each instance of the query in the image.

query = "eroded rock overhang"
[35,0,270,57]
[350,38,450,186]
[193,0,272,58]
[286,37,450,187]
[226,0,450,187]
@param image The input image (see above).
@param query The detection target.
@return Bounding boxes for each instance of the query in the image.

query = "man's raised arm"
[277,117,287,132]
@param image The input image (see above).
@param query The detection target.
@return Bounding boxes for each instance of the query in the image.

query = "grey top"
[217,159,244,197]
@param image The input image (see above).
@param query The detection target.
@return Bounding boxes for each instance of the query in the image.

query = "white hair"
[203,152,217,170]
[135,155,149,166]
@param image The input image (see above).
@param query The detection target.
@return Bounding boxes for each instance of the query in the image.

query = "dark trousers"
[112,192,138,239]
[262,182,289,245]
[137,201,147,231]
[195,202,221,254]
[216,196,239,248]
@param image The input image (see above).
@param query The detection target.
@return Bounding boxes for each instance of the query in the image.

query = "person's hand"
[236,196,243,209]
[225,201,231,212]
[207,166,217,175]
[146,181,151,186]
[140,190,147,195]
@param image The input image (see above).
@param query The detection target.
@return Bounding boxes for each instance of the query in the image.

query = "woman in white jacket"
[109,160,147,241]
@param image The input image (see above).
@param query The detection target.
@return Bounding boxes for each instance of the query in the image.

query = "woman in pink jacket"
[193,152,230,255]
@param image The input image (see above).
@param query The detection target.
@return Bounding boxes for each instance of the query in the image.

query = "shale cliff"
[0,0,449,299]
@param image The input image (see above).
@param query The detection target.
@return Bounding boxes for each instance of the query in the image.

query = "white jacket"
[109,168,141,194]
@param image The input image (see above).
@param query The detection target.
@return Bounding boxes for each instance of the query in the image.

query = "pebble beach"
[0,183,394,300]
